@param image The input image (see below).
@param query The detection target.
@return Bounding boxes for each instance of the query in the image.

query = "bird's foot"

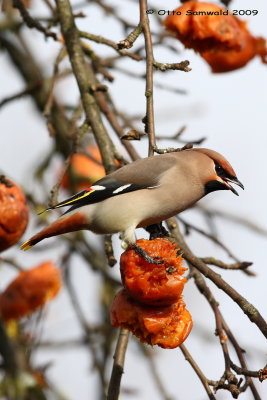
[121,239,129,250]
[145,222,169,240]
[130,243,164,264]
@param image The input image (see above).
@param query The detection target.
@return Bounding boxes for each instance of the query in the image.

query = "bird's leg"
[121,226,164,264]
[145,222,169,240]
[130,243,164,265]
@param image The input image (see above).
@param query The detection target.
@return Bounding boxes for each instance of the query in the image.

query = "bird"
[21,148,244,253]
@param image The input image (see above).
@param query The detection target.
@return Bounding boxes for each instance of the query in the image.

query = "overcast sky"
[1,1,267,399]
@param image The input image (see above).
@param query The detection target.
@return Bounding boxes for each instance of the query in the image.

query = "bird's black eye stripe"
[214,161,235,180]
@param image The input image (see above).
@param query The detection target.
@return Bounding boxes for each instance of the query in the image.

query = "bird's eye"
[215,162,225,176]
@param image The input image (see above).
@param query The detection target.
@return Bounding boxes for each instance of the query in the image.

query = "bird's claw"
[131,243,164,264]
[145,222,169,240]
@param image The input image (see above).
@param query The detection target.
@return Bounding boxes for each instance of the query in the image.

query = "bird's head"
[191,148,244,196]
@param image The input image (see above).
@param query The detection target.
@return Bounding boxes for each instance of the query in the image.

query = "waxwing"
[21,148,243,251]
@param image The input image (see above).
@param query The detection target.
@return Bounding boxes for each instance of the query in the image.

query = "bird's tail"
[20,213,88,251]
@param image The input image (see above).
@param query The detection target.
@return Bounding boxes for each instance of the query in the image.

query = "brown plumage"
[21,148,243,250]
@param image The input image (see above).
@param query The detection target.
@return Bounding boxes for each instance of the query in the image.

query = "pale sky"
[0,1,267,399]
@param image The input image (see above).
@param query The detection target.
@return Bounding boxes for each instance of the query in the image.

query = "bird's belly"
[91,206,136,234]
[87,187,200,234]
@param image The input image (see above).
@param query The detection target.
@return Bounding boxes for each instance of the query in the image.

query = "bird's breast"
[85,181,204,234]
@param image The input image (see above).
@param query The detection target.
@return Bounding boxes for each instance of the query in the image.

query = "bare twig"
[94,90,140,161]
[107,329,130,400]
[197,205,267,237]
[153,143,193,154]
[178,216,240,262]
[0,81,41,109]
[79,31,142,61]
[13,0,58,40]
[142,346,174,400]
[118,24,142,49]
[167,218,267,339]
[201,257,254,275]
[91,0,135,30]
[153,60,191,72]
[0,35,73,157]
[156,125,206,145]
[139,0,156,156]
[201,257,252,271]
[104,235,117,267]
[221,317,262,399]
[189,268,247,398]
[110,66,187,94]
[230,363,262,379]
[168,218,264,398]
[64,261,106,389]
[49,155,71,206]
[120,129,146,141]
[43,46,67,119]
[55,0,117,173]
[180,344,216,400]
[0,257,24,271]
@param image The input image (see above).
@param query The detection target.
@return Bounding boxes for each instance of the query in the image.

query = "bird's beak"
[223,177,244,196]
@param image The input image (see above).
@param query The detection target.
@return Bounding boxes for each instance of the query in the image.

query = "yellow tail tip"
[20,241,33,251]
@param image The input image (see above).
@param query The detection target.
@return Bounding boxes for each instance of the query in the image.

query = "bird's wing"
[40,180,154,215]
[104,153,176,187]
[40,154,177,214]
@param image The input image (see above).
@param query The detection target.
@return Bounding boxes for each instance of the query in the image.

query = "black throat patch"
[205,180,227,195]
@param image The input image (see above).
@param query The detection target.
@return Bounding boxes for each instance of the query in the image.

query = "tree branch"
[180,344,216,400]
[79,31,142,61]
[139,0,156,156]
[107,329,130,400]
[118,24,142,49]
[12,0,58,40]
[167,218,267,338]
[153,60,191,72]
[55,0,117,173]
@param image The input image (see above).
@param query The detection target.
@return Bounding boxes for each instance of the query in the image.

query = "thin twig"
[201,257,253,271]
[180,344,216,400]
[178,216,240,262]
[94,91,140,161]
[167,218,267,339]
[197,205,267,237]
[49,155,71,207]
[0,257,24,271]
[189,268,248,397]
[221,317,262,399]
[0,35,73,157]
[168,218,263,398]
[156,125,206,145]
[142,346,174,400]
[104,235,117,267]
[118,24,142,49]
[13,0,58,40]
[0,81,41,109]
[79,31,142,61]
[43,46,67,118]
[153,143,193,154]
[110,66,187,94]
[230,363,261,379]
[107,329,130,400]
[153,60,191,72]
[55,0,117,173]
[139,0,156,156]
[64,261,106,388]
